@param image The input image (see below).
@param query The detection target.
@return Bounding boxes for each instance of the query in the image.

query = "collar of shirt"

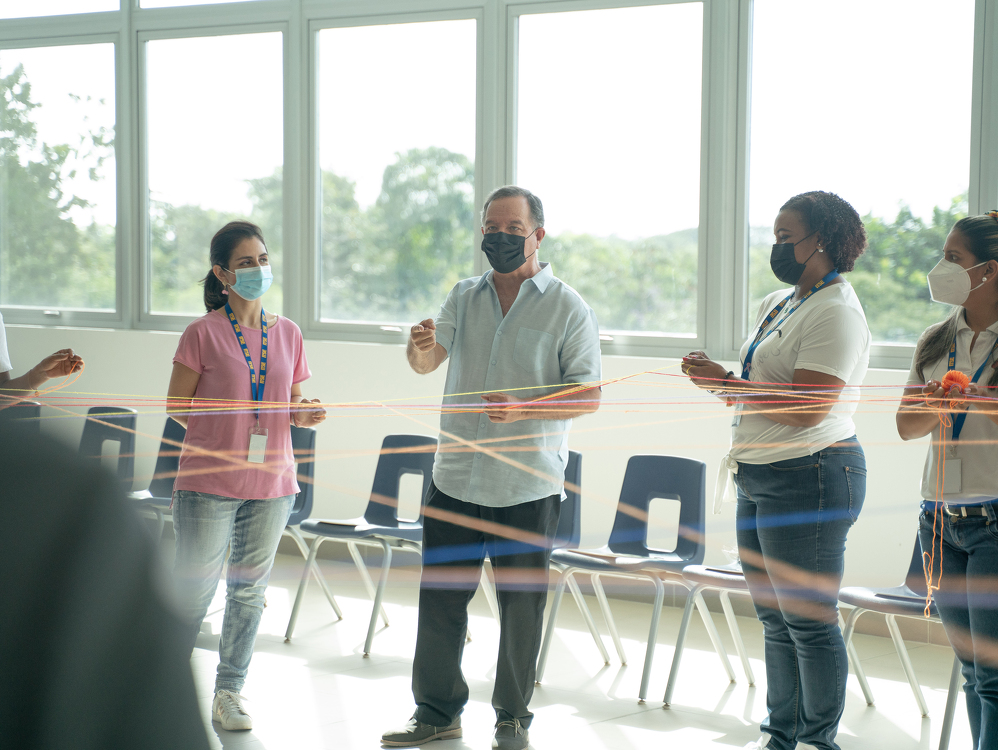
[955,310,998,337]
[481,261,554,295]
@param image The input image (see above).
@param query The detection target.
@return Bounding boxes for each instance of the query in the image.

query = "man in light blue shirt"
[382,186,601,750]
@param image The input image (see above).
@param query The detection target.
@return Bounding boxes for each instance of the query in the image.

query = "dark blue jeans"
[735,437,866,750]
[920,502,998,750]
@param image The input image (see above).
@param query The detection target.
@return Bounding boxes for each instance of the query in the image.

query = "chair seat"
[682,564,749,590]
[839,584,938,619]
[127,490,172,508]
[301,518,423,543]
[551,547,686,575]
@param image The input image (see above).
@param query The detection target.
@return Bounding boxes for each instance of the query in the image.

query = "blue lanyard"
[742,270,839,380]
[225,302,268,423]
[947,333,997,441]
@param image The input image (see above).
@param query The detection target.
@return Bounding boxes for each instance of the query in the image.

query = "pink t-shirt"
[172,309,311,500]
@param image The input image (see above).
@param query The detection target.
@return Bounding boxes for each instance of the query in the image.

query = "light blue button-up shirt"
[432,262,602,507]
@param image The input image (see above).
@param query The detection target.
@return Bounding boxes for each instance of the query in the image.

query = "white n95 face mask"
[927,258,988,306]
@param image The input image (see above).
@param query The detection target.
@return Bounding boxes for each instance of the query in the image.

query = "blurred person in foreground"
[0,421,210,750]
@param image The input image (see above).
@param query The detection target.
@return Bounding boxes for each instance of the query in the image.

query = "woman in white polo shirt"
[896,211,998,750]
[683,191,870,750]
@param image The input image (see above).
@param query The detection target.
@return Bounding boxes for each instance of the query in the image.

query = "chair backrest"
[607,454,706,565]
[363,434,438,528]
[287,425,317,527]
[147,418,187,499]
[0,400,41,434]
[553,450,583,549]
[78,406,137,492]
[904,534,928,597]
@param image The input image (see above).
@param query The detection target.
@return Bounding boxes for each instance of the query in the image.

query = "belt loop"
[986,501,998,523]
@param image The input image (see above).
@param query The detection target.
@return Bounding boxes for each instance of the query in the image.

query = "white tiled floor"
[188,552,973,750]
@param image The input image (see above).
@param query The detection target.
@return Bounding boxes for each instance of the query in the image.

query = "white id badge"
[942,458,962,494]
[248,426,268,464]
[731,404,742,428]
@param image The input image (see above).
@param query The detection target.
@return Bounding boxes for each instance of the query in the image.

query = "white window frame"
[0,0,993,371]
[302,6,485,346]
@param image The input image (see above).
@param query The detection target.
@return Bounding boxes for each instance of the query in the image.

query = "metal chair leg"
[363,538,393,656]
[286,526,342,619]
[841,607,875,706]
[720,589,755,685]
[638,576,666,703]
[886,614,930,717]
[592,573,627,664]
[566,572,611,664]
[938,654,961,750]
[348,541,389,626]
[285,537,325,642]
[663,583,701,706]
[693,589,736,682]
[536,566,571,683]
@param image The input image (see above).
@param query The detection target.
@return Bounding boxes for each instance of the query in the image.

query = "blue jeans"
[172,490,293,694]
[920,502,998,750]
[735,437,866,750]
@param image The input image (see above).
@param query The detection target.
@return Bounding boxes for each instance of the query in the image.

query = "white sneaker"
[212,689,252,731]
[743,734,772,750]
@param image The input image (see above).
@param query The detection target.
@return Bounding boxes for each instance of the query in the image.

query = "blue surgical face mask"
[224,265,273,301]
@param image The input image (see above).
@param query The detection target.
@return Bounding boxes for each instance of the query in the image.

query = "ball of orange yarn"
[941,370,972,407]
[942,370,971,392]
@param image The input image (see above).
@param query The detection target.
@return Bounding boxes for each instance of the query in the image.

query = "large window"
[517,3,703,339]
[1,0,995,366]
[316,19,477,326]
[0,43,116,312]
[145,31,283,316]
[748,0,975,346]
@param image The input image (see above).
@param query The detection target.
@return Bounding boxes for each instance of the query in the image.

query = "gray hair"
[481,185,544,230]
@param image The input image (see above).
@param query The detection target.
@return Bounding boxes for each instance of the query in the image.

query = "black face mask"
[481,229,537,274]
[770,231,819,285]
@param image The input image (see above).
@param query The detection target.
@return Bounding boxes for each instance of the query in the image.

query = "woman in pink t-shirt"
[166,221,325,732]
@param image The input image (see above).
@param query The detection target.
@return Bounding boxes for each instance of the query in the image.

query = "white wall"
[6,323,927,589]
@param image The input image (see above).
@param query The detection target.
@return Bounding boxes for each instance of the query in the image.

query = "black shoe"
[492,718,529,750]
[382,714,462,747]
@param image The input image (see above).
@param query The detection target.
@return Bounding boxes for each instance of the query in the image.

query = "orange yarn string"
[924,410,951,617]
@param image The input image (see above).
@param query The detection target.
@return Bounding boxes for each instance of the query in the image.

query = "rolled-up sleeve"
[434,284,459,354]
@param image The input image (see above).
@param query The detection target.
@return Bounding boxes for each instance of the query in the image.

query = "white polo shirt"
[730,282,870,464]
[906,314,998,505]
[432,262,602,507]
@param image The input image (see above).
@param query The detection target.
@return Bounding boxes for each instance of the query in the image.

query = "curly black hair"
[780,191,867,272]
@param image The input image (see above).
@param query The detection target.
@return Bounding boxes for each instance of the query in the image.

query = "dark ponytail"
[202,221,267,311]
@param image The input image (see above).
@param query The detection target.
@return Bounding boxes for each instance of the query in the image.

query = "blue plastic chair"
[840,535,961,750]
[284,434,437,655]
[283,425,343,620]
[128,417,186,538]
[536,454,736,702]
[78,406,136,493]
[0,400,41,434]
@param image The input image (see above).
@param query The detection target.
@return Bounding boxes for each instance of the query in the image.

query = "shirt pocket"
[513,327,556,373]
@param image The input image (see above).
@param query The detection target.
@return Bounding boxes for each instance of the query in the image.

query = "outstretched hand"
[410,319,437,352]
[32,349,84,382]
